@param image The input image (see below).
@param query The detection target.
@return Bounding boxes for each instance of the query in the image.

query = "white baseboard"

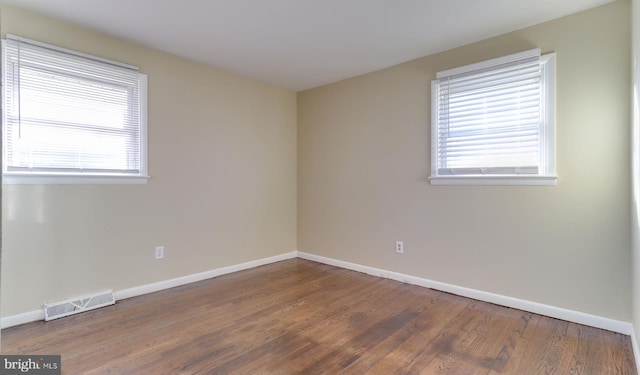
[2,250,634,338]
[632,328,640,375]
[1,251,297,329]
[1,309,45,329]
[115,251,297,300]
[298,252,634,335]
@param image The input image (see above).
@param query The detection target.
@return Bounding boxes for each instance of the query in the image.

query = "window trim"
[429,50,557,186]
[2,35,150,185]
[2,174,149,185]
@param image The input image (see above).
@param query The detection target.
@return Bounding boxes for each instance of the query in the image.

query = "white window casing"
[430,49,556,186]
[2,35,149,184]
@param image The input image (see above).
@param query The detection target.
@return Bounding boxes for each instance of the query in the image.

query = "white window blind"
[430,49,556,185]
[2,35,148,183]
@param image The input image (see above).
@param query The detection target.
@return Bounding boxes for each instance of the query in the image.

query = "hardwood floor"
[2,259,636,374]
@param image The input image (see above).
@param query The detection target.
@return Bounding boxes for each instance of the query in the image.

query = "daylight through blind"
[3,36,143,176]
[434,53,542,175]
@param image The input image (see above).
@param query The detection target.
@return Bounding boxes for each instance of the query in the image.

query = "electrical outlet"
[395,241,403,254]
[155,246,164,260]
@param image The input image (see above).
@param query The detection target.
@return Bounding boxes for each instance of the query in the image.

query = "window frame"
[2,35,149,185]
[429,49,557,186]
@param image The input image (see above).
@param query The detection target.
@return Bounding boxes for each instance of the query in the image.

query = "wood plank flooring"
[1,259,636,374]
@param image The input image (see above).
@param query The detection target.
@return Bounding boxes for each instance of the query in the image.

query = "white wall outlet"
[395,241,404,253]
[155,246,165,260]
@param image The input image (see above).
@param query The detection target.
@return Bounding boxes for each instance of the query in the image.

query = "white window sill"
[429,175,557,186]
[2,174,150,185]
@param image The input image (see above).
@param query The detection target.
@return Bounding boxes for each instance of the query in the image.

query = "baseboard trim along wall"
[296,252,634,336]
[631,328,640,375]
[1,310,45,329]
[114,251,298,301]
[0,251,298,329]
[1,250,634,336]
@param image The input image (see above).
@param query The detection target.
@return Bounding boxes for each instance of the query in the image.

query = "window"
[430,49,556,186]
[2,35,148,184]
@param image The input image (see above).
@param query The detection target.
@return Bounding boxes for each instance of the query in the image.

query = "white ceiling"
[3,0,616,91]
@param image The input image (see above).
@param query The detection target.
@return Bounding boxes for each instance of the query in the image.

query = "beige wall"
[299,1,632,320]
[1,6,298,316]
[632,0,640,344]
